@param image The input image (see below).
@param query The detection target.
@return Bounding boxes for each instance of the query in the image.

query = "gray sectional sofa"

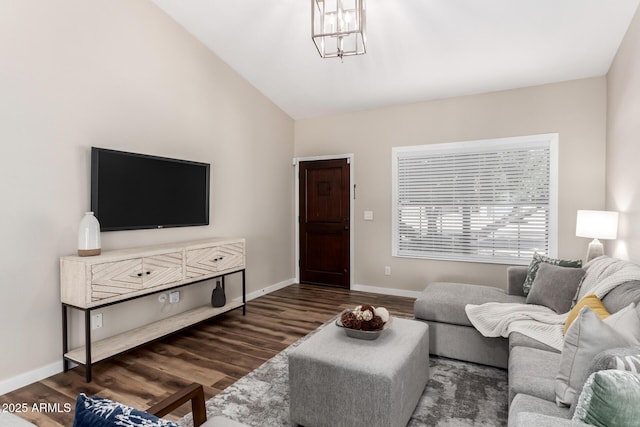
[414,256,640,426]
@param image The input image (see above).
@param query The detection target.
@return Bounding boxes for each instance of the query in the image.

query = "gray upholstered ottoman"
[288,317,429,427]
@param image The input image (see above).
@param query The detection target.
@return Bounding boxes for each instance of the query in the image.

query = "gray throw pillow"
[555,307,632,407]
[526,263,586,313]
[602,280,640,312]
[523,253,582,296]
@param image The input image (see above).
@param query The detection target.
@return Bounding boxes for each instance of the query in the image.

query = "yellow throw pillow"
[564,295,610,334]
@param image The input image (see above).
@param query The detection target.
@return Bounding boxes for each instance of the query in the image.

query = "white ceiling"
[150,0,639,119]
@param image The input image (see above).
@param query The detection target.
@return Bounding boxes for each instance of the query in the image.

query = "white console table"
[60,237,245,382]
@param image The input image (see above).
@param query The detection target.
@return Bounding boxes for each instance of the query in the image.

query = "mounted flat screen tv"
[91,147,210,231]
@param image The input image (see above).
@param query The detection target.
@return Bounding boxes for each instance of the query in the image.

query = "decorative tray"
[335,309,392,340]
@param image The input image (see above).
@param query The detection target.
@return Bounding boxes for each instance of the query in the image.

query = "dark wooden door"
[299,159,350,288]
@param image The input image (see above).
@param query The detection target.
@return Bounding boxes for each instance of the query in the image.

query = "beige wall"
[607,5,640,261]
[0,0,294,389]
[295,78,607,292]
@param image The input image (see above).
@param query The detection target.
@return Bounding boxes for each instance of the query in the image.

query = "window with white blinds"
[392,134,558,265]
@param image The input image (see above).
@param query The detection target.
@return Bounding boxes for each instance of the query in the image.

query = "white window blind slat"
[392,134,558,265]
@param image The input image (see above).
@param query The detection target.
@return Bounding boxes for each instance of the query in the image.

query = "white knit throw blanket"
[465,257,640,351]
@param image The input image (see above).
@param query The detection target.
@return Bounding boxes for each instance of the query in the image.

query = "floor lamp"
[575,210,619,262]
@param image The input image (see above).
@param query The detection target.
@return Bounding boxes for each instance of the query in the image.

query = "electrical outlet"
[384,266,391,276]
[169,291,180,304]
[91,313,103,330]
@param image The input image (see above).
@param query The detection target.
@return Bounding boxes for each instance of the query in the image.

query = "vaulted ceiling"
[151,0,640,119]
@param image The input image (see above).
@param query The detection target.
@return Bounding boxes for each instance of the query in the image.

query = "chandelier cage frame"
[311,0,367,59]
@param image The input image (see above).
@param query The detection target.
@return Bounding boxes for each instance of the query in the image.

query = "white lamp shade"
[576,210,619,240]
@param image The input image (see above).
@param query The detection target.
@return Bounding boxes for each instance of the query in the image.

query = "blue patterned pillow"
[73,393,177,427]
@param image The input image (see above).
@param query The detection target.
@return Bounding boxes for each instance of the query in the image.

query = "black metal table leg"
[84,310,92,382]
[62,305,69,372]
[242,269,246,315]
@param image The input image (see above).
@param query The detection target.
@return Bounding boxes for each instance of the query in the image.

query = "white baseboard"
[351,283,422,299]
[0,361,63,396]
[242,278,296,302]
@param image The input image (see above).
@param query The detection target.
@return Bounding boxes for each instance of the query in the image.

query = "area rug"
[178,323,508,427]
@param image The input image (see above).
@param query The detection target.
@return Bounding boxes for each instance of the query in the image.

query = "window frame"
[391,134,559,265]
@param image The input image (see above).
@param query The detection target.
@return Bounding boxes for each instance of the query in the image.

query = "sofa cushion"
[555,307,633,406]
[414,282,525,327]
[509,393,570,424]
[507,266,529,296]
[522,253,582,297]
[602,280,640,312]
[572,370,640,427]
[510,412,588,427]
[509,346,561,403]
[526,263,585,314]
[424,320,509,368]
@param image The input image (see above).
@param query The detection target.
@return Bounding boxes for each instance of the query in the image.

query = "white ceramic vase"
[78,212,101,256]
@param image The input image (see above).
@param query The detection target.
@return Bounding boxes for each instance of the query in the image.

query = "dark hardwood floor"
[0,284,415,426]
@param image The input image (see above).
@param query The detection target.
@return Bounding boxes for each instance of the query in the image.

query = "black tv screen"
[91,147,210,231]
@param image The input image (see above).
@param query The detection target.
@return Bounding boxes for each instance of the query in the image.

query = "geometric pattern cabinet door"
[141,252,183,290]
[186,242,244,280]
[89,252,183,303]
[91,259,144,302]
